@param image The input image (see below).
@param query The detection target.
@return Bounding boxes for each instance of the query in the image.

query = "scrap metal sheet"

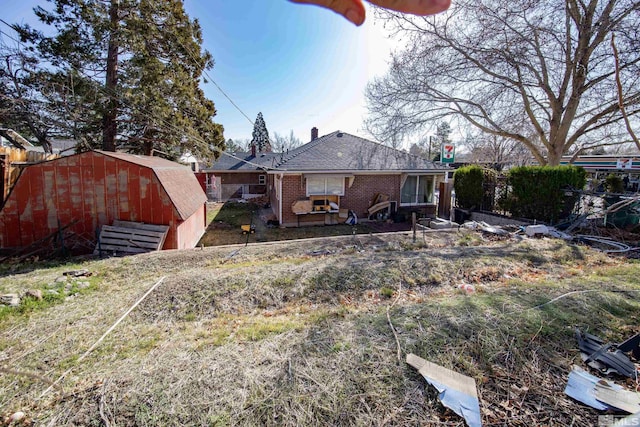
[407,353,482,427]
[564,365,623,411]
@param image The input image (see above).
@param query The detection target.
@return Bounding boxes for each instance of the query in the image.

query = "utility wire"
[173,35,254,126]
[172,31,279,152]
[209,78,254,127]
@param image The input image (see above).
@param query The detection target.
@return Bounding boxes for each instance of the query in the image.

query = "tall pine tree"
[251,112,271,153]
[16,0,224,160]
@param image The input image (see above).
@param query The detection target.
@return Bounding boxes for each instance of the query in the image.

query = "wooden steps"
[94,220,169,256]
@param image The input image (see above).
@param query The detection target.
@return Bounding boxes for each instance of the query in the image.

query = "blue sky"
[2,0,401,145]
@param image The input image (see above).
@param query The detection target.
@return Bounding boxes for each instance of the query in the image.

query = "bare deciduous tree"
[272,130,303,153]
[366,0,640,165]
[462,132,531,170]
[1,37,104,153]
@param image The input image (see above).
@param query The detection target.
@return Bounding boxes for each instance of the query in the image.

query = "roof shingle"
[273,131,447,172]
[204,151,280,172]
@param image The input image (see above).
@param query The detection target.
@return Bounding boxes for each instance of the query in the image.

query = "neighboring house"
[0,150,207,252]
[0,130,77,156]
[198,145,279,201]
[180,152,209,173]
[201,129,450,226]
[268,130,449,227]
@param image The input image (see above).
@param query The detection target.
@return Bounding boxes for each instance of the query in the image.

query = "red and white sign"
[617,158,633,169]
[441,144,455,163]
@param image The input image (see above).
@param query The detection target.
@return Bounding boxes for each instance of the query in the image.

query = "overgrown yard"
[1,229,639,426]
[198,201,409,246]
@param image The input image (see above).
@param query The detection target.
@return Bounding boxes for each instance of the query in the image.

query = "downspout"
[278,173,283,226]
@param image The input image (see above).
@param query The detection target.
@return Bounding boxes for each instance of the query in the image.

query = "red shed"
[0,150,207,252]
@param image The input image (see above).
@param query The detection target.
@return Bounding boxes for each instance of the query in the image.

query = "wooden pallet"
[94,220,169,255]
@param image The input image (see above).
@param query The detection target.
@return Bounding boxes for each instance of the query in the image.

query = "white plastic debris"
[525,224,549,237]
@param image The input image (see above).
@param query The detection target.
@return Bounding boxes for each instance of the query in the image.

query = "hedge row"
[453,165,484,209]
[454,165,586,224]
[502,166,586,223]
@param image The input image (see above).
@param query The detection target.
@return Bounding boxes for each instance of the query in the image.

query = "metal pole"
[412,212,417,243]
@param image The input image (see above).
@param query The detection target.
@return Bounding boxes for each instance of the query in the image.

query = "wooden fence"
[1,147,60,202]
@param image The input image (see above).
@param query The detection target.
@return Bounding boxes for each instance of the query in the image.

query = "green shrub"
[454,166,498,211]
[454,165,484,209]
[504,165,586,223]
[605,174,624,193]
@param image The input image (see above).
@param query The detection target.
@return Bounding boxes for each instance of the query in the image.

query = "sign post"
[441,144,455,164]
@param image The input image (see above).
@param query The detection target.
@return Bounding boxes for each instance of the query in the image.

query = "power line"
[209,77,254,127]
[172,33,278,150]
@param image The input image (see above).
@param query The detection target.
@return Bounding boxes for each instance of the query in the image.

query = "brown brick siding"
[276,174,400,227]
[274,173,440,227]
[343,174,401,218]
[280,174,306,226]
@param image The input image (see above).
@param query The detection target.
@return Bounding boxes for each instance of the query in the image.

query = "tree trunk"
[547,142,565,166]
[102,0,119,152]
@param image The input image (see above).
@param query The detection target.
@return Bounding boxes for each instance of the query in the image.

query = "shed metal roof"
[97,150,206,220]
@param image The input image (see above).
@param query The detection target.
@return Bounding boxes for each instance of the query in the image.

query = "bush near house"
[454,165,497,210]
[501,165,586,224]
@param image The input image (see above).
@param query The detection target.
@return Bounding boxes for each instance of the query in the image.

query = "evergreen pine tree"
[436,122,452,146]
[251,112,271,153]
[15,0,224,160]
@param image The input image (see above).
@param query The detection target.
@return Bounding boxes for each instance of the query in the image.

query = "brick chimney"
[311,127,318,141]
[250,143,256,157]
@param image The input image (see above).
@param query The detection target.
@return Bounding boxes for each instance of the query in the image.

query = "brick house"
[270,129,449,227]
[197,144,278,201]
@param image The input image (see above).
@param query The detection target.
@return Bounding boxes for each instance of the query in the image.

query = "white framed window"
[401,175,434,205]
[258,174,266,185]
[306,175,345,196]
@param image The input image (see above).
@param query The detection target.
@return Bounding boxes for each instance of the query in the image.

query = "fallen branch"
[99,379,112,427]
[0,219,80,263]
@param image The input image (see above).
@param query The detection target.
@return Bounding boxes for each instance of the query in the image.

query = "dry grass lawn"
[1,229,639,426]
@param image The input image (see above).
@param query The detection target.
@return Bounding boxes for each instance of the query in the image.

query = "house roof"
[97,151,206,220]
[204,132,447,174]
[272,131,447,173]
[203,151,280,172]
